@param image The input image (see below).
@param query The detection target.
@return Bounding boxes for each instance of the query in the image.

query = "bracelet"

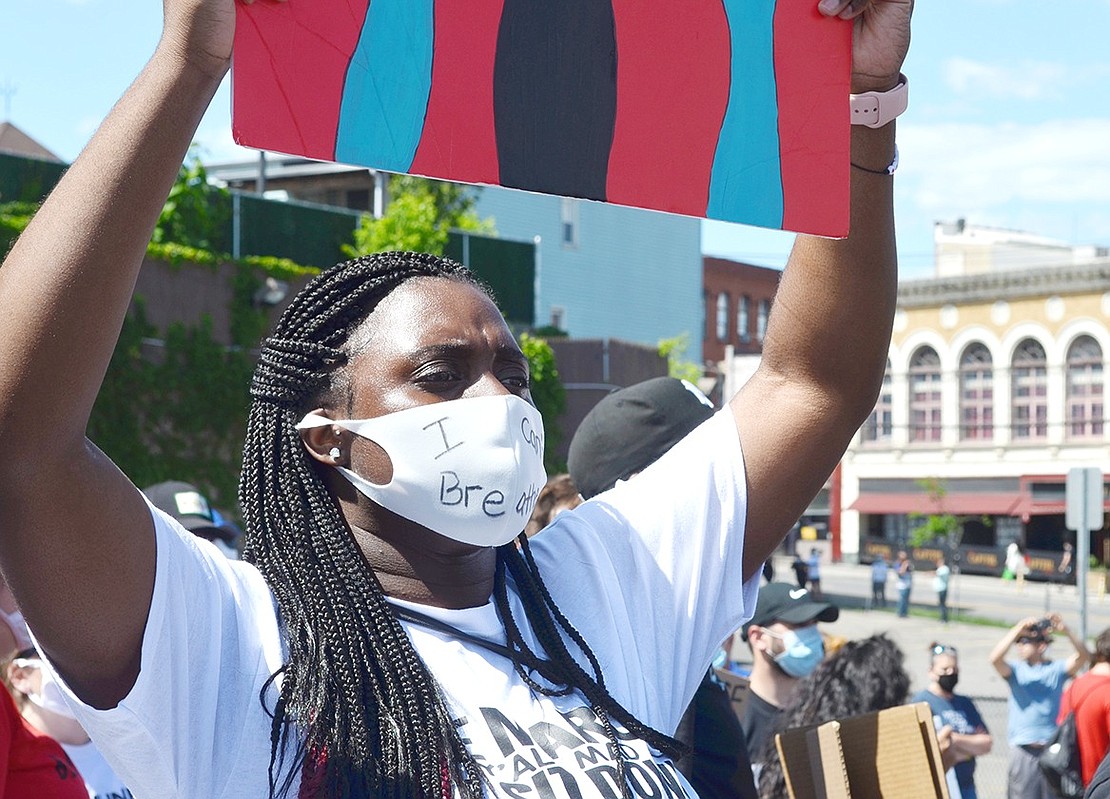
[851,145,899,176]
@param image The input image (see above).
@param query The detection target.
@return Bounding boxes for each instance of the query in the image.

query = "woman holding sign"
[0,0,912,796]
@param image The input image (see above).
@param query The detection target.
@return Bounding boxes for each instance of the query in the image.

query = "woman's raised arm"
[0,0,261,709]
[734,0,913,578]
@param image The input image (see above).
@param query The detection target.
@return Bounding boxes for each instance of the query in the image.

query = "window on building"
[560,197,579,247]
[909,346,942,442]
[715,293,730,343]
[737,296,751,343]
[1011,338,1048,440]
[959,342,993,441]
[1066,335,1104,438]
[756,299,770,342]
[862,361,893,443]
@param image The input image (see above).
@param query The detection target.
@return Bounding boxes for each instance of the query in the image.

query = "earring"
[328,447,341,460]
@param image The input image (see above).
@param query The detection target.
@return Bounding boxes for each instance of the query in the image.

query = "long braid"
[242,252,480,798]
[496,537,687,798]
[239,251,680,799]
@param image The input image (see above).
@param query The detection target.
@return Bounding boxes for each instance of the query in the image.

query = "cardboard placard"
[713,667,751,725]
[776,703,951,799]
[232,1,851,236]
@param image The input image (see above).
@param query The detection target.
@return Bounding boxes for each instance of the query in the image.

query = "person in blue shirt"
[912,643,991,799]
[990,614,1091,799]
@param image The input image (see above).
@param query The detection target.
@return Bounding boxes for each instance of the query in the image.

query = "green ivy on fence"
[3,200,565,517]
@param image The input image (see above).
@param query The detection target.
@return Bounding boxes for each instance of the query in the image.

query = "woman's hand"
[818,0,913,93]
[159,0,286,79]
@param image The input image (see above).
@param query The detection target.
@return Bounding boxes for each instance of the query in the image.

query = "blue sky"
[3,0,1109,280]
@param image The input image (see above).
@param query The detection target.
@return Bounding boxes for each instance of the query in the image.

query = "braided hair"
[239,251,682,799]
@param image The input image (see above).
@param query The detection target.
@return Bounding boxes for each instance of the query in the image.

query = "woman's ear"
[299,408,350,467]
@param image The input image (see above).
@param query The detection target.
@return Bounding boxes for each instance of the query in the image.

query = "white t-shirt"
[63,740,134,799]
[46,409,757,798]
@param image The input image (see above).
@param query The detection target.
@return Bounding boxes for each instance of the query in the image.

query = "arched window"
[1067,335,1104,438]
[756,299,770,342]
[909,346,942,442]
[737,296,751,343]
[1011,338,1048,440]
[715,292,729,343]
[959,343,993,440]
[862,361,893,443]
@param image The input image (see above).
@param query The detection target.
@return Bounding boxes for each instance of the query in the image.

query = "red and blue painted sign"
[233,1,851,236]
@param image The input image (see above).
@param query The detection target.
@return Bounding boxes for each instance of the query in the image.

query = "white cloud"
[942,57,1068,101]
[896,118,1110,251]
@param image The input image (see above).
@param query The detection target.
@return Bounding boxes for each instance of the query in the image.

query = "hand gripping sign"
[232,0,852,236]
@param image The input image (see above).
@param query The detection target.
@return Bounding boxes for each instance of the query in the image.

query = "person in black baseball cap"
[739,582,839,770]
[568,376,715,501]
[567,376,757,799]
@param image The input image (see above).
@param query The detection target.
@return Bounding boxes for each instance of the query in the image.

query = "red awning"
[848,492,1023,516]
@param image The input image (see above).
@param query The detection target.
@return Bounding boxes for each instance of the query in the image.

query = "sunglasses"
[931,644,957,656]
[1017,636,1048,645]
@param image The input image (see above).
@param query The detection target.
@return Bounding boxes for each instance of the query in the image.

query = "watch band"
[849,74,909,128]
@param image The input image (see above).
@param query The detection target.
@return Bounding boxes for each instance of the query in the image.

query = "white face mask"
[298,394,548,548]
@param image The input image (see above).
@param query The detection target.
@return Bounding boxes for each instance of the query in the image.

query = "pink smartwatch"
[849,75,909,128]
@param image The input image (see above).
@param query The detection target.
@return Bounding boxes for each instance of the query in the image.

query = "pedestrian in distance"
[791,553,809,589]
[911,643,991,799]
[806,547,823,599]
[895,549,914,618]
[1006,541,1030,592]
[1057,541,1074,590]
[870,552,889,609]
[0,0,912,796]
[934,554,951,623]
[990,614,1091,799]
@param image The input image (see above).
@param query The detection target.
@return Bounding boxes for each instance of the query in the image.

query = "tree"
[519,332,566,473]
[657,333,702,384]
[908,477,989,550]
[343,175,494,258]
[152,147,231,252]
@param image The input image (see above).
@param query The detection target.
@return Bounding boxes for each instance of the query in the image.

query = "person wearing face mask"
[755,633,910,798]
[0,649,94,798]
[5,648,133,799]
[738,582,838,775]
[0,0,912,795]
[911,643,991,799]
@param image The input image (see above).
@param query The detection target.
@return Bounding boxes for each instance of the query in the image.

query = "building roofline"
[898,258,1110,308]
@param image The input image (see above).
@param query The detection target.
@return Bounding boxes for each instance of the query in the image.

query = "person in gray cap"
[738,582,838,774]
[569,376,757,799]
[142,480,241,559]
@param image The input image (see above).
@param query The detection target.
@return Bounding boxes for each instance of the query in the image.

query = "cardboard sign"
[714,667,751,725]
[232,1,850,236]
[776,703,951,799]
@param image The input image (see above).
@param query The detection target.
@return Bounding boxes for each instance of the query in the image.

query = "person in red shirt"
[0,651,87,799]
[1059,628,1110,786]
